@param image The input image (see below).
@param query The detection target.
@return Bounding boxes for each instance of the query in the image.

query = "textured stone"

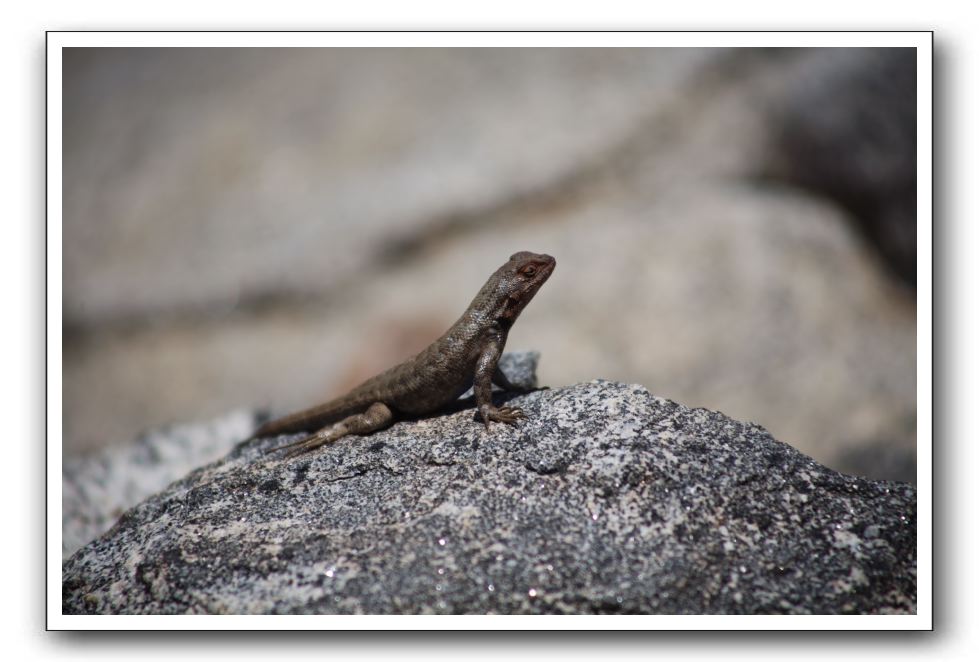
[62,410,257,559]
[61,352,538,559]
[62,378,916,615]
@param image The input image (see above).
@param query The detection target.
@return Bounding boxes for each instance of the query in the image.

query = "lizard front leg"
[474,336,526,430]
[271,402,393,458]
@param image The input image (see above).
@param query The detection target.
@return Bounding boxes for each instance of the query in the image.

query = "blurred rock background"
[62,47,917,482]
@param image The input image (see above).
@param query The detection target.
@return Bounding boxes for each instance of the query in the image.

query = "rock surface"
[62,410,257,559]
[61,352,539,559]
[62,377,916,615]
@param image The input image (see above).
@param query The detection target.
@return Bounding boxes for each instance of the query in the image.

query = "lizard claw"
[479,404,526,429]
[270,433,326,459]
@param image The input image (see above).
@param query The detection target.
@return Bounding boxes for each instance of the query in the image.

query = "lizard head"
[488,251,556,324]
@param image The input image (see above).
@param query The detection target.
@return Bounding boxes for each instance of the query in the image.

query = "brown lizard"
[252,251,556,458]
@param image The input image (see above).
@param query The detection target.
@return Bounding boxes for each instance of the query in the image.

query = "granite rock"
[62,410,257,559]
[61,353,539,559]
[62,376,916,615]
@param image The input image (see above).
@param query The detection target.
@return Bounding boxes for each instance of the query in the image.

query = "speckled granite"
[62,376,916,615]
[61,352,539,560]
[62,410,258,559]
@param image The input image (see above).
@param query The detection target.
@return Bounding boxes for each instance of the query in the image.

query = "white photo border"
[47,30,933,631]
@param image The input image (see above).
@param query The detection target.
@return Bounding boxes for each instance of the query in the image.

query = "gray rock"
[62,410,257,559]
[62,353,538,560]
[62,379,916,615]
[459,350,540,399]
[764,48,917,288]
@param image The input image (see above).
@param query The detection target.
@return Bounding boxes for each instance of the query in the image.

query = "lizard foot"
[480,405,527,430]
[266,403,393,460]
[270,432,331,459]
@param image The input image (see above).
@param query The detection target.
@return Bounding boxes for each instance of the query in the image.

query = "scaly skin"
[253,251,556,457]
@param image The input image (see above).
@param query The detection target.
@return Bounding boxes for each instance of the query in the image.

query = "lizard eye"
[520,265,537,278]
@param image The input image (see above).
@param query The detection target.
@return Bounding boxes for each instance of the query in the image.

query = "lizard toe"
[494,406,526,425]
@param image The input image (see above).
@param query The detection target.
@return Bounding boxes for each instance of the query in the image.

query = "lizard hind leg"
[270,402,394,459]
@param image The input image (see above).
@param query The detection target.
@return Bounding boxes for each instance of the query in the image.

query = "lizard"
[251,251,556,458]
